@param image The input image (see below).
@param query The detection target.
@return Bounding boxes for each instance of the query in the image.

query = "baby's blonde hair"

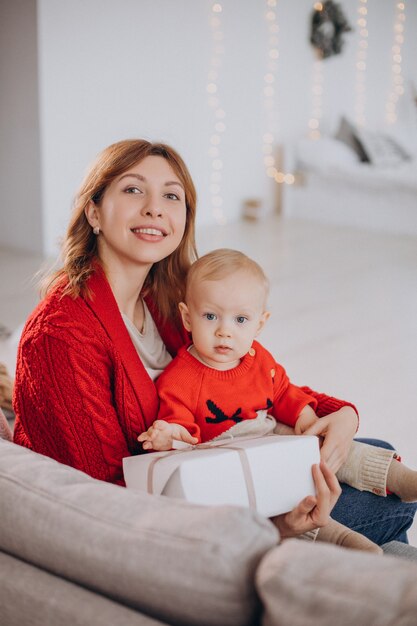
[186,249,269,304]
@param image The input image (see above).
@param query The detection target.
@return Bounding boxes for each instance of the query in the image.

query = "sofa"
[1,412,417,626]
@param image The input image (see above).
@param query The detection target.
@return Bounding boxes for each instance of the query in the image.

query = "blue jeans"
[331,438,417,545]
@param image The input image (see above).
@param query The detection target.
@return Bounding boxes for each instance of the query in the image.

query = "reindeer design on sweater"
[205,399,273,424]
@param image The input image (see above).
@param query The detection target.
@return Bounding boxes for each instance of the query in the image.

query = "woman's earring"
[93,226,100,236]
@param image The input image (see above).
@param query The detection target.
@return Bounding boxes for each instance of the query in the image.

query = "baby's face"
[180,270,269,370]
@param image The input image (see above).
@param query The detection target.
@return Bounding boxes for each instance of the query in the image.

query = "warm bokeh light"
[385,1,406,124]
[308,58,323,139]
[354,0,368,127]
[207,3,226,222]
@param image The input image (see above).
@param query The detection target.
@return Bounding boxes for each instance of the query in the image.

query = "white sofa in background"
[283,119,417,236]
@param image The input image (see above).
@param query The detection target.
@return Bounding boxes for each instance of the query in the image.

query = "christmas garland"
[310,1,352,59]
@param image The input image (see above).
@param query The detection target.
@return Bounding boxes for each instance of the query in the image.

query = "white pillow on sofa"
[390,125,417,159]
[356,129,411,167]
[335,116,411,167]
[296,137,359,173]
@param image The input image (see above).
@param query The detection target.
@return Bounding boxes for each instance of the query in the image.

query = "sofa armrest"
[382,541,417,562]
[0,551,164,626]
[0,439,278,626]
[256,539,417,626]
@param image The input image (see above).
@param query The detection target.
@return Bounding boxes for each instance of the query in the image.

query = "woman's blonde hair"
[45,139,197,323]
[186,249,269,303]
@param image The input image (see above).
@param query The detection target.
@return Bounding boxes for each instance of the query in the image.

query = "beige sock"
[336,441,395,496]
[316,519,382,554]
[386,458,417,502]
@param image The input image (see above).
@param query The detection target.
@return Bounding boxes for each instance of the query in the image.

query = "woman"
[13,139,416,544]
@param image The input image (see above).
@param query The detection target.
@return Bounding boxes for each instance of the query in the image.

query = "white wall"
[0,0,43,253]
[37,0,272,256]
[276,0,417,140]
[3,1,417,256]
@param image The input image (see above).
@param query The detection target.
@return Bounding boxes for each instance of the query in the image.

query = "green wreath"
[310,1,352,59]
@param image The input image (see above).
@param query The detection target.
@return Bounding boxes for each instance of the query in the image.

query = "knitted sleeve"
[13,324,130,485]
[155,363,202,442]
[299,386,359,419]
[271,363,318,427]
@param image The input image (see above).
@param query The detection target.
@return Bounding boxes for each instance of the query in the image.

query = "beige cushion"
[0,439,278,626]
[256,539,417,626]
[0,551,164,626]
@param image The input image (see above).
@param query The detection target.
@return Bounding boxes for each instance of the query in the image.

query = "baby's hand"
[294,405,319,435]
[138,420,198,451]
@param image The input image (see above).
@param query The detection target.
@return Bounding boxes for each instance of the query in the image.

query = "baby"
[139,249,417,550]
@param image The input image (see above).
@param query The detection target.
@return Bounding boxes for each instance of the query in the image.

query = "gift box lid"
[124,435,320,517]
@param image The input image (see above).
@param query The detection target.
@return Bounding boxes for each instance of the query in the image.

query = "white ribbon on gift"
[146,435,261,510]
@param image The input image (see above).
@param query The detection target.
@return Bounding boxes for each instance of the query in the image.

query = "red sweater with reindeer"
[156,342,357,443]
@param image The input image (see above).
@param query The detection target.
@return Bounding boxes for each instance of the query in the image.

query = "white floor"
[1,215,417,544]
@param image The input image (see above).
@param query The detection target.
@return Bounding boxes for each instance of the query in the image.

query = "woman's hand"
[302,407,358,473]
[271,461,341,539]
[138,420,198,451]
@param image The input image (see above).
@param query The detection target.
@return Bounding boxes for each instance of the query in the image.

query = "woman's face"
[86,155,187,272]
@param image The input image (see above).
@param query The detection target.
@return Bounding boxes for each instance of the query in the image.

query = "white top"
[122,300,172,381]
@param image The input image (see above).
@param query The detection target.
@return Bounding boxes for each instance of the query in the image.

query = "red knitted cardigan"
[13,267,186,485]
[13,268,357,485]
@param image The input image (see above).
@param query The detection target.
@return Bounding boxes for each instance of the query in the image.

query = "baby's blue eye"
[204,313,217,321]
[236,316,248,324]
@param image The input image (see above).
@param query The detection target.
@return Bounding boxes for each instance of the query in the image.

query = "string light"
[354,0,369,127]
[308,57,324,139]
[207,3,226,223]
[385,1,406,125]
[307,2,327,139]
[261,1,295,187]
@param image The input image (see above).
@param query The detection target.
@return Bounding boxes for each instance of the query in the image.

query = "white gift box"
[123,435,320,517]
